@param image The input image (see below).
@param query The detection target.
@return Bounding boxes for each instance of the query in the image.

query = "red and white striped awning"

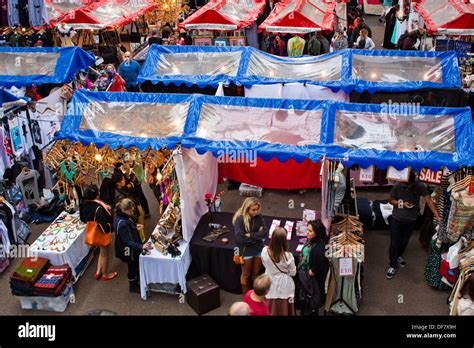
[179,0,266,31]
[259,0,336,34]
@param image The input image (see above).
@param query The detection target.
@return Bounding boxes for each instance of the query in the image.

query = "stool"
[187,274,220,315]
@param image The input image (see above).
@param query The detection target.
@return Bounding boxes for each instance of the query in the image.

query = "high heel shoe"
[102,272,118,281]
[95,272,102,280]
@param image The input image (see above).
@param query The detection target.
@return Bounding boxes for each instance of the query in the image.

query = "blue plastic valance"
[138,46,462,92]
[0,47,95,87]
[0,88,28,108]
[57,90,473,170]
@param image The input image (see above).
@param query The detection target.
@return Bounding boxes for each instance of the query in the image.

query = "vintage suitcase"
[187,274,220,315]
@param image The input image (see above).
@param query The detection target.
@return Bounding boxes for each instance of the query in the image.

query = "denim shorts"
[243,251,262,260]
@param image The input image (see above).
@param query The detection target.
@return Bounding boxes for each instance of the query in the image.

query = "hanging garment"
[287,36,305,57]
[28,0,45,27]
[333,172,346,216]
[383,8,397,49]
[245,24,258,49]
[425,237,450,290]
[7,0,20,26]
[446,192,474,243]
[0,0,8,27]
[18,0,29,27]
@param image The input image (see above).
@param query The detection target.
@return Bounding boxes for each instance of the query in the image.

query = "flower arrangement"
[204,191,225,222]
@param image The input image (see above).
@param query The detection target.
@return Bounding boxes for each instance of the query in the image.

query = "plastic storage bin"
[239,183,263,198]
[16,283,74,312]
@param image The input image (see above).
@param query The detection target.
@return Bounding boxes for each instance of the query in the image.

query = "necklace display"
[60,160,77,183]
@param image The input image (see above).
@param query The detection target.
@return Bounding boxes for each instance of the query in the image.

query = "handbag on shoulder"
[85,201,112,247]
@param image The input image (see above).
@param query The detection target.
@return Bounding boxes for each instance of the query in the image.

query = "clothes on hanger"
[325,215,365,315]
[287,35,305,57]
[448,239,473,315]
[28,0,46,27]
[7,0,20,26]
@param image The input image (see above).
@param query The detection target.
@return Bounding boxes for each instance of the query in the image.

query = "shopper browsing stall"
[261,227,297,316]
[118,52,141,92]
[80,184,117,281]
[242,274,272,316]
[233,197,268,294]
[298,219,329,315]
[386,171,440,279]
[114,198,152,293]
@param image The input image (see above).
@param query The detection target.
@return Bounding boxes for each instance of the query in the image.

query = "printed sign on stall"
[359,165,375,183]
[418,168,442,185]
[339,258,353,277]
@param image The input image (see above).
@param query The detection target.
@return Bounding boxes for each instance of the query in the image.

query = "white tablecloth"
[139,239,192,300]
[29,212,90,279]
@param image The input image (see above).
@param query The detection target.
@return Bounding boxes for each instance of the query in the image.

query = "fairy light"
[370,73,377,80]
[95,154,103,162]
[268,71,275,77]
[156,170,163,181]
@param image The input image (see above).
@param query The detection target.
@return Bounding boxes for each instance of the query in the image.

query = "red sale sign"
[418,168,442,185]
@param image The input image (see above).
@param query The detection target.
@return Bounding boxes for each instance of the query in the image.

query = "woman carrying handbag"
[261,227,297,315]
[297,219,329,315]
[80,184,118,281]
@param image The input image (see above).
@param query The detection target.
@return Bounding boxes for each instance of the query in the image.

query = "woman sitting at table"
[80,184,117,281]
[233,197,268,294]
[261,227,297,315]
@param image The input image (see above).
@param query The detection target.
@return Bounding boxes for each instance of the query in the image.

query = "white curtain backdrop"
[175,148,218,241]
[245,83,349,102]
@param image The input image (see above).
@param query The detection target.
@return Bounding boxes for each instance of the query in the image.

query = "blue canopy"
[0,88,28,108]
[0,47,95,87]
[138,46,461,93]
[58,90,473,170]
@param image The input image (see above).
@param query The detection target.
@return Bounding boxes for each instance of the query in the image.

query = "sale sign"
[418,168,442,185]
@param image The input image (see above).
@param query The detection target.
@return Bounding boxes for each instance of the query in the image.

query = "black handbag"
[297,268,323,315]
[119,26,130,42]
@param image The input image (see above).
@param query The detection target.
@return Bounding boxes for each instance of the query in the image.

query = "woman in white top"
[355,28,375,50]
[261,227,297,315]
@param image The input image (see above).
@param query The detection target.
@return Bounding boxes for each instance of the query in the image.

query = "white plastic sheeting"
[0,52,59,77]
[334,111,456,153]
[79,101,189,138]
[351,54,444,83]
[247,50,342,81]
[196,103,322,145]
[174,148,218,242]
[245,83,349,101]
[156,52,242,77]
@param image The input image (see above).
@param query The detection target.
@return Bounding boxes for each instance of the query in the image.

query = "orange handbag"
[85,203,112,247]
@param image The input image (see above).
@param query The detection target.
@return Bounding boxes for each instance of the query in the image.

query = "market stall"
[28,211,92,281]
[56,90,217,298]
[413,0,474,35]
[259,0,335,34]
[179,0,265,46]
[138,46,462,93]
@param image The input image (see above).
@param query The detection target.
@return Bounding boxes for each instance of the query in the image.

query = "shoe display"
[397,256,407,268]
[386,267,397,279]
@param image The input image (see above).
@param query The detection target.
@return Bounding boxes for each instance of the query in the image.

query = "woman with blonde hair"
[261,227,297,315]
[233,197,268,294]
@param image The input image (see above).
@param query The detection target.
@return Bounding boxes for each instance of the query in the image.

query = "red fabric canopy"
[179,0,266,31]
[218,158,322,190]
[52,0,156,29]
[414,0,474,35]
[259,0,335,33]
[44,0,93,23]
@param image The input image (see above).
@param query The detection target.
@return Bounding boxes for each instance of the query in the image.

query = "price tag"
[359,165,375,183]
[296,244,304,253]
[339,258,353,277]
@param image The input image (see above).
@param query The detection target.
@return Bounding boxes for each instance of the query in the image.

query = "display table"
[189,212,305,294]
[29,212,91,281]
[139,238,192,300]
